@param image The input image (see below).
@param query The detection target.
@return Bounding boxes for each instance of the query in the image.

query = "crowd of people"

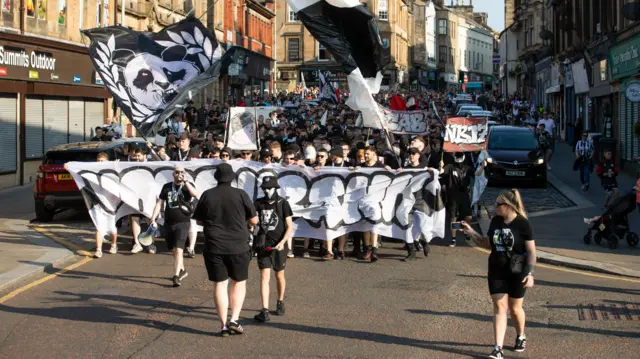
[84,88,543,359]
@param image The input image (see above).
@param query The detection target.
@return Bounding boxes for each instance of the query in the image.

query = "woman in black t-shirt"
[461,189,537,359]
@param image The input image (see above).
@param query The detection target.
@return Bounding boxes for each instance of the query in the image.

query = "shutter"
[633,102,639,160]
[84,100,104,140]
[68,99,85,143]
[43,98,69,152]
[0,95,17,172]
[626,97,633,161]
[619,95,627,161]
[25,97,43,159]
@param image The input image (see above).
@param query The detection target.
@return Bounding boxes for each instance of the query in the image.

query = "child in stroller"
[583,190,639,249]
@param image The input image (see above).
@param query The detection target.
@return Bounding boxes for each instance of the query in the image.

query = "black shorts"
[602,183,618,193]
[488,271,528,299]
[203,251,251,282]
[447,193,472,219]
[257,249,288,272]
[165,222,190,250]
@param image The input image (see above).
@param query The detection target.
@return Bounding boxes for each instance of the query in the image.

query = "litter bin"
[598,137,617,162]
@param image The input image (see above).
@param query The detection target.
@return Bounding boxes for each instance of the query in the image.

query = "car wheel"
[35,199,55,222]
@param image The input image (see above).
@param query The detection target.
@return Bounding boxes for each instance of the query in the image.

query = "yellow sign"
[28,70,39,79]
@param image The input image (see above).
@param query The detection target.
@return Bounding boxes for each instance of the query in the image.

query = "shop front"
[571,59,591,131]
[299,67,348,90]
[563,62,576,144]
[223,48,274,105]
[609,32,640,167]
[0,33,110,190]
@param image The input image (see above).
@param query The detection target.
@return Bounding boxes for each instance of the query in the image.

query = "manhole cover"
[577,303,639,320]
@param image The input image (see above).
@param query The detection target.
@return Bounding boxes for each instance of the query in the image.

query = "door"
[43,98,69,153]
[25,97,43,160]
[0,94,17,173]
[84,100,104,140]
[68,99,85,143]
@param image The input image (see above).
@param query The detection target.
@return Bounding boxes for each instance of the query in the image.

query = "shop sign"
[0,46,57,71]
[609,34,640,80]
[73,75,81,82]
[28,70,38,79]
[95,72,103,85]
[625,81,640,103]
[50,73,59,80]
[0,67,6,76]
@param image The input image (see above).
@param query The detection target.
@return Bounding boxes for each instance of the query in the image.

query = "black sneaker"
[370,247,379,262]
[228,320,244,334]
[514,335,526,352]
[449,239,456,248]
[488,348,504,359]
[172,275,181,287]
[254,309,271,322]
[275,300,285,316]
[419,240,430,257]
[178,269,188,281]
[220,327,230,337]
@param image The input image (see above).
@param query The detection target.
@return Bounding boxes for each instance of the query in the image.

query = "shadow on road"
[406,309,639,339]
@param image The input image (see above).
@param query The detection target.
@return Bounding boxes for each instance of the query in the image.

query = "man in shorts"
[150,165,198,287]
[253,176,294,322]
[193,163,258,336]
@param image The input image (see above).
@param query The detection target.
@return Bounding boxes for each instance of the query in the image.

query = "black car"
[484,126,547,187]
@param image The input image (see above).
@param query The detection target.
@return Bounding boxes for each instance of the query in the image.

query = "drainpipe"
[19,0,25,34]
[79,0,84,30]
[273,10,277,94]
[121,0,126,27]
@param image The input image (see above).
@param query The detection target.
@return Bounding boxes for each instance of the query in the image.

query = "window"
[58,0,67,25]
[183,0,193,14]
[378,0,388,21]
[318,42,330,61]
[439,45,447,63]
[600,59,608,81]
[438,19,447,35]
[288,7,298,22]
[287,38,300,62]
[449,47,454,65]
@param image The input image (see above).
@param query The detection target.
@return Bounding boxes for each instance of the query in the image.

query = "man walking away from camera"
[150,165,198,287]
[194,163,258,337]
[253,176,293,322]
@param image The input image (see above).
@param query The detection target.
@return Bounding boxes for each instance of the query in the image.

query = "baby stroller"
[583,190,639,249]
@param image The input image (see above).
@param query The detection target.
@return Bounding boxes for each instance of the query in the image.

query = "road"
[0,235,638,359]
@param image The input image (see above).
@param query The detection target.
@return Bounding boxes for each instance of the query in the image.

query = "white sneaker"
[109,244,118,254]
[131,243,143,254]
[94,249,103,258]
[287,252,295,258]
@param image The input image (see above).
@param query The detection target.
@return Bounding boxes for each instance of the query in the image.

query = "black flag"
[82,17,224,136]
[287,0,390,128]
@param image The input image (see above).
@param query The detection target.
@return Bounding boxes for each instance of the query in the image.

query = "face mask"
[454,154,465,163]
[264,188,276,199]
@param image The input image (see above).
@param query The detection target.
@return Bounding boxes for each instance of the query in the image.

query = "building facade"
[498,24,519,97]
[456,15,494,92]
[411,0,438,89]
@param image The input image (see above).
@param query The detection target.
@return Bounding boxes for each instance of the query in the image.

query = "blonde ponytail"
[497,189,528,219]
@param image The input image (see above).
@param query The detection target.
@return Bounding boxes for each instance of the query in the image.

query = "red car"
[34,139,148,222]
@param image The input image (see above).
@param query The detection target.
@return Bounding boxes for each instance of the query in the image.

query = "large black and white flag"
[82,17,224,136]
[287,0,390,128]
[319,71,339,104]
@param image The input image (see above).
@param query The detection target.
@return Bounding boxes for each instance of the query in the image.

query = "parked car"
[456,104,483,115]
[34,138,149,222]
[484,126,547,187]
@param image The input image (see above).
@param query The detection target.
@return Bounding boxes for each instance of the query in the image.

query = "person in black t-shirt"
[193,163,258,337]
[461,189,536,359]
[253,176,293,322]
[169,133,191,161]
[150,165,198,287]
[441,152,474,247]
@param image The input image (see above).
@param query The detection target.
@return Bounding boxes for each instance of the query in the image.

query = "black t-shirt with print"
[486,215,533,273]
[254,197,293,246]
[159,182,193,225]
[361,161,385,168]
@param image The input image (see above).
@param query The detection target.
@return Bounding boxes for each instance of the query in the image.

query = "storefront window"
[37,0,46,20]
[2,0,11,12]
[26,0,34,17]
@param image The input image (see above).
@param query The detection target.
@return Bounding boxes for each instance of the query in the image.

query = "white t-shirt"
[538,118,555,136]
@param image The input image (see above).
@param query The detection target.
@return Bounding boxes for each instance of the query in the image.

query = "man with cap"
[193,163,258,336]
[252,176,293,322]
[260,148,272,164]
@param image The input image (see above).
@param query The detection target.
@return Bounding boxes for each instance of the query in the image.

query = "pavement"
[479,141,640,278]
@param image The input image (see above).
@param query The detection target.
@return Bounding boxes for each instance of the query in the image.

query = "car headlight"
[486,157,494,164]
[535,158,545,165]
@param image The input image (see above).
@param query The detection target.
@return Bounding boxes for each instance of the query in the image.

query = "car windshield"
[44,151,104,165]
[489,131,538,150]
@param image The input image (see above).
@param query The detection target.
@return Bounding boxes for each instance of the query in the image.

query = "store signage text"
[625,81,640,103]
[29,70,38,79]
[0,46,57,71]
[609,36,640,80]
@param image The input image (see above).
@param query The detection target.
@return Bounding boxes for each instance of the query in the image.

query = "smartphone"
[451,222,463,230]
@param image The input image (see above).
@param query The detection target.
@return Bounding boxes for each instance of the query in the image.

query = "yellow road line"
[468,244,640,284]
[31,226,93,257]
[0,257,92,304]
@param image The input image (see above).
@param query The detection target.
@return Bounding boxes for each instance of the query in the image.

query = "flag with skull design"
[82,17,224,136]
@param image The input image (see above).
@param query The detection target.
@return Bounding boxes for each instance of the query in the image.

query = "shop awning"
[466,82,483,89]
[545,85,561,94]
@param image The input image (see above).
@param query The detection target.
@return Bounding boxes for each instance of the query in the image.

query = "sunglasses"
[174,170,185,174]
[221,154,230,158]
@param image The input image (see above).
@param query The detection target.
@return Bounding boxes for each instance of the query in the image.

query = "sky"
[466,0,505,32]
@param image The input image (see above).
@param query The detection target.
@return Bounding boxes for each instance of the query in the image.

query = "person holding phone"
[460,189,536,359]
[150,165,198,287]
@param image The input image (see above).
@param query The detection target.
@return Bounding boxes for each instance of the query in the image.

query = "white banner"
[381,107,432,135]
[66,160,446,241]
[226,107,259,150]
